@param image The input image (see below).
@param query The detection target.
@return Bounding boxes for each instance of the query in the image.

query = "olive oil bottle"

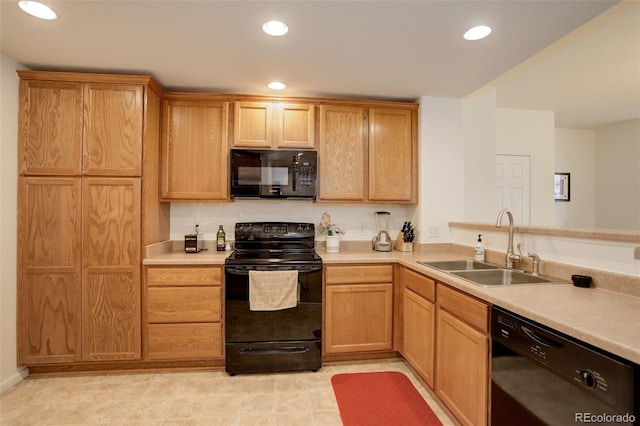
[216,225,226,252]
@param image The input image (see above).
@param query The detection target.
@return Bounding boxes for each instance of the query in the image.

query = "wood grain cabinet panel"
[318,105,365,200]
[18,80,83,175]
[275,103,315,149]
[233,101,315,149]
[325,283,393,354]
[403,287,435,388]
[161,99,229,200]
[436,285,489,426]
[144,266,224,361]
[83,83,143,176]
[147,323,223,360]
[399,266,436,388]
[82,177,141,361]
[17,71,166,369]
[147,287,221,323]
[368,108,414,202]
[317,104,417,203]
[324,264,394,355]
[147,266,222,287]
[18,177,82,365]
[233,101,273,148]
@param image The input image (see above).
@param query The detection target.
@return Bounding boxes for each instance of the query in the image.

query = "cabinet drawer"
[437,284,489,333]
[147,323,222,360]
[401,267,435,302]
[325,264,393,284]
[147,287,221,323]
[147,267,221,287]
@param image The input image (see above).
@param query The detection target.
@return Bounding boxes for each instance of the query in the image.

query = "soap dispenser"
[474,234,485,262]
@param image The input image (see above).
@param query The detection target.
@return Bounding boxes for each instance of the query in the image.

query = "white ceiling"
[1,0,635,128]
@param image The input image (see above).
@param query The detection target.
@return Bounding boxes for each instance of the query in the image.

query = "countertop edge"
[144,249,640,364]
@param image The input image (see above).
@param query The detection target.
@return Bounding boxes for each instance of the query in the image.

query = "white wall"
[555,128,597,228]
[450,226,639,277]
[496,108,555,226]
[416,96,464,243]
[595,119,640,230]
[0,54,28,391]
[462,86,498,223]
[170,202,411,244]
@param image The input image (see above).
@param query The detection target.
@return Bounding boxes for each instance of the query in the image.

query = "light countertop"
[144,246,640,365]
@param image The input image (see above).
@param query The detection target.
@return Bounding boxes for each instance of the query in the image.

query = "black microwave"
[230,149,317,199]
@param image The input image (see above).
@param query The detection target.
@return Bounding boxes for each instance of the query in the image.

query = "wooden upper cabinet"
[368,108,415,202]
[83,83,144,176]
[233,102,273,148]
[233,101,315,149]
[276,103,315,148]
[318,105,365,201]
[19,80,83,175]
[161,99,229,201]
[18,76,145,177]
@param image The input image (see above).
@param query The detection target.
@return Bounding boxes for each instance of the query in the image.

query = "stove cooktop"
[225,250,322,265]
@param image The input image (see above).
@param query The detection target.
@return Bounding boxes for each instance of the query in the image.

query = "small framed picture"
[554,172,570,201]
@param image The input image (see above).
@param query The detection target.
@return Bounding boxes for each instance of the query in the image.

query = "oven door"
[224,265,322,374]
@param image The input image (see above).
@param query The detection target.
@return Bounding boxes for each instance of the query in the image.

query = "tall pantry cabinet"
[17,71,169,366]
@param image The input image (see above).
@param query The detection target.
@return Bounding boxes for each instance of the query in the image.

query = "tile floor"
[0,360,456,425]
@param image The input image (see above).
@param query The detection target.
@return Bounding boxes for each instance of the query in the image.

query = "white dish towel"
[249,270,299,311]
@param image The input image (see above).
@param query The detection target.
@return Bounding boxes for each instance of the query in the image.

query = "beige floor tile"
[0,359,456,426]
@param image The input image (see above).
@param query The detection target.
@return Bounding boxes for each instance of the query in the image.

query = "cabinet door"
[82,177,141,361]
[18,177,82,365]
[83,83,143,176]
[318,106,365,201]
[161,100,229,200]
[436,309,488,426]
[368,108,414,202]
[147,323,223,360]
[325,283,393,353]
[233,101,273,148]
[275,103,315,148]
[403,288,435,388]
[18,80,83,175]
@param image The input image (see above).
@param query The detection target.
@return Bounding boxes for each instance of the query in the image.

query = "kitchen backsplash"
[170,201,412,242]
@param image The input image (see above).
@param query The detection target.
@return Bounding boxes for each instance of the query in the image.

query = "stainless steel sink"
[418,260,499,271]
[451,269,553,286]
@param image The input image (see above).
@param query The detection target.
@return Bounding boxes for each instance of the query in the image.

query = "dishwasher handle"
[521,325,564,348]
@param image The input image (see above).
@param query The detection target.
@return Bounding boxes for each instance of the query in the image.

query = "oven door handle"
[225,266,322,275]
[237,346,311,355]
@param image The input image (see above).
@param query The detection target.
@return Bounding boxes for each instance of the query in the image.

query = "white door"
[496,155,531,225]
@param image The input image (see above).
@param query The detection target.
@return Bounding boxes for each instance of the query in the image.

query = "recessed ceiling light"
[267,81,286,90]
[262,20,289,36]
[18,1,57,20]
[464,25,492,41]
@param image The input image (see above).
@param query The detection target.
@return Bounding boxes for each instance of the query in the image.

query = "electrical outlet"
[427,226,439,238]
[358,222,368,236]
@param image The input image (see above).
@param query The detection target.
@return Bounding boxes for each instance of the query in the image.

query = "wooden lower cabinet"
[144,266,223,360]
[400,266,436,389]
[82,177,141,361]
[18,177,82,365]
[435,284,489,426]
[324,264,393,354]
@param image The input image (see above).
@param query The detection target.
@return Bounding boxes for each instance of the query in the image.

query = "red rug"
[331,371,443,426]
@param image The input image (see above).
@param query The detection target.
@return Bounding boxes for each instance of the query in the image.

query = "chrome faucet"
[495,208,523,269]
[528,252,540,276]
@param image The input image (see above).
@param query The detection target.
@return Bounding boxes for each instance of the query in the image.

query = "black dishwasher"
[491,306,638,425]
